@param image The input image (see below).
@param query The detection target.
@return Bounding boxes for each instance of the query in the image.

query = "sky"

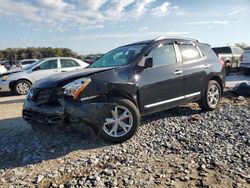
[0,0,249,55]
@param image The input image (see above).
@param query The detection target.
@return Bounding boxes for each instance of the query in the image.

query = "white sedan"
[0,57,89,95]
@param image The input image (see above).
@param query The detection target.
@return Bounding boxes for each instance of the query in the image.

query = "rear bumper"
[0,80,11,92]
[23,98,115,129]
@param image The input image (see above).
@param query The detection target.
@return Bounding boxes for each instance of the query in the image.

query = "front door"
[32,59,59,82]
[138,42,184,115]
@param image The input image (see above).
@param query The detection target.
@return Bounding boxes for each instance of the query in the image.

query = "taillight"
[219,58,225,68]
[240,54,243,62]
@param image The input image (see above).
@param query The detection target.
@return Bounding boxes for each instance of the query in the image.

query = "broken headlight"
[63,78,91,99]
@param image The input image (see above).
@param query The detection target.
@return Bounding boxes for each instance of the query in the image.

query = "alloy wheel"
[103,105,133,138]
[207,84,220,108]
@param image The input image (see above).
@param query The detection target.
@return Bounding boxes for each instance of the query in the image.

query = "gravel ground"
[0,91,249,187]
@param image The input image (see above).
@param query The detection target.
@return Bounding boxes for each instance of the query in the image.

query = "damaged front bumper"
[23,97,115,130]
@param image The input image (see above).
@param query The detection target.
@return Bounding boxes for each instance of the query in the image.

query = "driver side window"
[39,60,58,70]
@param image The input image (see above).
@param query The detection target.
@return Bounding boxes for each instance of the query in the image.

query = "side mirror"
[144,58,153,68]
[32,66,40,71]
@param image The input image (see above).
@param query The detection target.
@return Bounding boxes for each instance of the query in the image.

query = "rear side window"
[148,44,177,67]
[179,44,202,62]
[61,59,80,68]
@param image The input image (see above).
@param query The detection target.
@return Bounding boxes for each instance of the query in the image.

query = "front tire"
[100,98,140,143]
[14,80,31,95]
[199,80,221,111]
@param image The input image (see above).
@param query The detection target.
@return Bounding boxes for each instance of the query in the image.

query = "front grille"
[23,109,62,124]
[30,88,62,105]
[35,89,51,105]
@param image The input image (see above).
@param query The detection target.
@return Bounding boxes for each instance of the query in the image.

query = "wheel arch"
[204,75,224,97]
[10,78,33,91]
[107,89,139,110]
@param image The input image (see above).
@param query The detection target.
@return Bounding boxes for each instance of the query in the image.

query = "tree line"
[235,43,250,50]
[0,47,80,61]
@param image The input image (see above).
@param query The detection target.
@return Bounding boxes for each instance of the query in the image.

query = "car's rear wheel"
[100,98,140,143]
[14,80,31,95]
[199,80,221,111]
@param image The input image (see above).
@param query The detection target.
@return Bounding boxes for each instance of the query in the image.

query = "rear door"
[177,43,206,100]
[138,42,184,114]
[59,59,81,72]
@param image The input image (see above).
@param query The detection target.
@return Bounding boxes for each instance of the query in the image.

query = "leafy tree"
[0,47,80,61]
[235,43,248,50]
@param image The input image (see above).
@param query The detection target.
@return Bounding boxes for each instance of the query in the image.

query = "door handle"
[204,64,211,69]
[174,70,183,75]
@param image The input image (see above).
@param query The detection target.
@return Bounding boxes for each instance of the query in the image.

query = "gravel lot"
[0,77,249,188]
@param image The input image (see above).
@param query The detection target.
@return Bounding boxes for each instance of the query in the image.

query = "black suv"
[23,37,225,143]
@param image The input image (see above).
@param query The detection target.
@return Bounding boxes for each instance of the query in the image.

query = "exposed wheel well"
[10,79,32,91]
[209,76,223,94]
[224,60,231,66]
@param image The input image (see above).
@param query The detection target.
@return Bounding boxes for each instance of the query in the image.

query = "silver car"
[0,57,89,95]
[240,50,250,74]
[14,59,38,68]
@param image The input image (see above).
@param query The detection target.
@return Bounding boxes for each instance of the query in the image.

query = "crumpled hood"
[33,67,114,88]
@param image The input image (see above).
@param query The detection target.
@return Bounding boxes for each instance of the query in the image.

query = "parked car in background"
[240,50,250,74]
[0,64,7,75]
[23,37,225,143]
[212,46,243,74]
[15,59,38,68]
[0,57,88,95]
[0,60,12,70]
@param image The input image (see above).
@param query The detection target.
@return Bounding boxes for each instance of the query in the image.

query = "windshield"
[89,44,146,68]
[24,59,44,70]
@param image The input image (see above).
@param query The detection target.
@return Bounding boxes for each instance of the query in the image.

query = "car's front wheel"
[100,98,140,143]
[199,80,221,111]
[14,80,31,95]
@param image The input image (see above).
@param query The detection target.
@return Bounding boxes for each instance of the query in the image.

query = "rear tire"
[14,80,31,95]
[199,80,221,111]
[100,98,140,143]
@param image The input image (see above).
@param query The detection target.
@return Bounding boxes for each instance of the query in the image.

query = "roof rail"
[154,36,199,42]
